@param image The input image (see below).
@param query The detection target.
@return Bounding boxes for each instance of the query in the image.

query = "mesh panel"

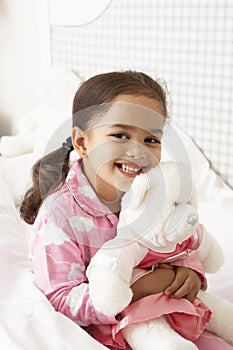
[51,0,233,187]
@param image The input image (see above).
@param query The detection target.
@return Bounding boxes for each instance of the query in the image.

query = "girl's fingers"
[164,273,187,297]
[183,290,198,303]
[164,267,202,303]
[171,279,193,299]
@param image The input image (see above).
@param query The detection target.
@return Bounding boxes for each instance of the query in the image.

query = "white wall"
[0,0,41,135]
[0,0,111,136]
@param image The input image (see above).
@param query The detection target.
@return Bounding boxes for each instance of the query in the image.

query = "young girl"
[20,71,232,350]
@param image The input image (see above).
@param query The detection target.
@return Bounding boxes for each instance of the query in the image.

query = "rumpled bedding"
[0,144,233,349]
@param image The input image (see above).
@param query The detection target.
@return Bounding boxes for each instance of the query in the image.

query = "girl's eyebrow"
[106,123,163,136]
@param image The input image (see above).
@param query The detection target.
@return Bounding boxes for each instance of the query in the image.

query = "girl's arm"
[130,266,176,303]
[131,264,202,304]
[29,217,117,326]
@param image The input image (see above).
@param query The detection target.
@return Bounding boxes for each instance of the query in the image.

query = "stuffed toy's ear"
[121,172,149,211]
[118,164,165,241]
[121,162,168,211]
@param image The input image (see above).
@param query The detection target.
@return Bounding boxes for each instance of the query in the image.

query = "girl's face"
[72,94,165,208]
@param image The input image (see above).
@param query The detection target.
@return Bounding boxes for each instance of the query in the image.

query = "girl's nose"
[125,143,146,160]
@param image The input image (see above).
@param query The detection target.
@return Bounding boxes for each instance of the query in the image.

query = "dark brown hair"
[20,71,168,224]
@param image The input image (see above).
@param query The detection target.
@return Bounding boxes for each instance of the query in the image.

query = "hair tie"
[62,136,74,152]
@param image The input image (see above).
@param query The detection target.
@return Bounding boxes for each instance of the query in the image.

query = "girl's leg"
[198,290,233,346]
[194,331,233,350]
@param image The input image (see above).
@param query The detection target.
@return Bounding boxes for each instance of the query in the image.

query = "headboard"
[42,0,233,187]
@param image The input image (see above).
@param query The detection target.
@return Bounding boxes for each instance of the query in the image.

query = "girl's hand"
[164,266,202,303]
[130,267,176,303]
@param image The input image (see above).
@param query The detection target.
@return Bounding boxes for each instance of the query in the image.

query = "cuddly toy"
[0,66,82,157]
[87,162,233,349]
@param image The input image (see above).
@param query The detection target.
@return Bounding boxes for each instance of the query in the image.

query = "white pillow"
[0,177,30,298]
[0,66,83,157]
[161,121,231,201]
[0,153,36,206]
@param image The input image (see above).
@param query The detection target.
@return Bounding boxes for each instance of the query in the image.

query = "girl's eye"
[145,137,161,145]
[112,133,129,140]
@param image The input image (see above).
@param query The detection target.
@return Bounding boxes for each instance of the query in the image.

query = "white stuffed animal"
[87,162,233,349]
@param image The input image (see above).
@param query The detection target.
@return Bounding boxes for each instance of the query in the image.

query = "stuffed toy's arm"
[170,224,225,288]
[194,224,224,273]
[86,238,148,317]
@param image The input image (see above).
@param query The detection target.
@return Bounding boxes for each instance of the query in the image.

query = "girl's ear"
[72,127,88,158]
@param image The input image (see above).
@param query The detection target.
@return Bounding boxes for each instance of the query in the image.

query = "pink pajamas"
[28,159,233,349]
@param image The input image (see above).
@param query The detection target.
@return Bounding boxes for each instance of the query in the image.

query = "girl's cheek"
[149,147,161,166]
[86,141,121,169]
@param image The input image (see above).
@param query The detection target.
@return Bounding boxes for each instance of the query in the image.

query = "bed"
[0,1,233,349]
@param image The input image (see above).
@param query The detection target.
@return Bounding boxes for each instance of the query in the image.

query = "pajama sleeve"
[29,215,117,327]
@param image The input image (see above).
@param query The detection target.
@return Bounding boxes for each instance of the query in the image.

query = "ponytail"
[20,147,71,224]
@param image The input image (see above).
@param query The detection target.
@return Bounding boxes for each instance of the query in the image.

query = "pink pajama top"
[28,159,211,349]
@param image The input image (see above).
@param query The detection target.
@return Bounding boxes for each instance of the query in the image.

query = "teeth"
[121,164,141,174]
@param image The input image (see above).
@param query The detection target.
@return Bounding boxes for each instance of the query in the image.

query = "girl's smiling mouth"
[115,162,143,177]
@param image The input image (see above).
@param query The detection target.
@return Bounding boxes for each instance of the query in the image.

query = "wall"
[50,0,233,187]
[0,0,41,135]
[0,0,110,136]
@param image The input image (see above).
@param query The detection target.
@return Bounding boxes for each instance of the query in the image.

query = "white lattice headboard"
[41,0,233,187]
